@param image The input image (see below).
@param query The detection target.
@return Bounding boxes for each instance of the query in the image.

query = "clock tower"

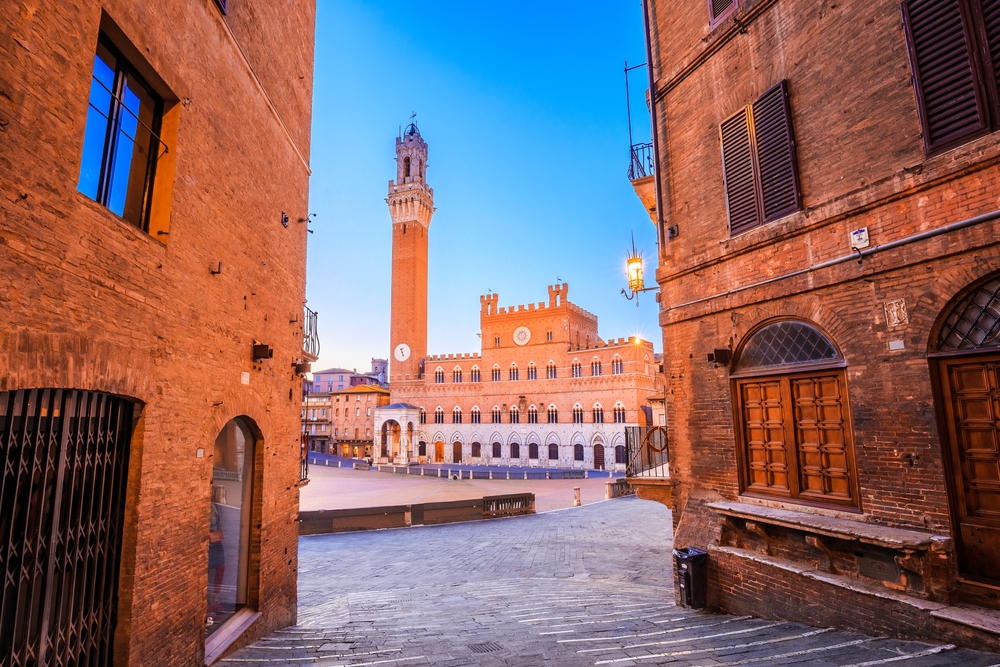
[387,120,433,382]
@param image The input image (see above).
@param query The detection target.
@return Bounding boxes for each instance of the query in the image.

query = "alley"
[223,499,1000,666]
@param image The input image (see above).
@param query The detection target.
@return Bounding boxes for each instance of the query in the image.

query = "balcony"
[625,425,672,506]
[627,142,657,226]
[302,306,320,362]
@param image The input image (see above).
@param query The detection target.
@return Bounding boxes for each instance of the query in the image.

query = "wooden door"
[452,442,462,464]
[593,445,605,470]
[939,355,1000,583]
[434,441,444,463]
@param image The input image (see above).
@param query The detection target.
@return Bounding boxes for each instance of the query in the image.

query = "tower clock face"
[513,326,531,346]
[394,343,411,362]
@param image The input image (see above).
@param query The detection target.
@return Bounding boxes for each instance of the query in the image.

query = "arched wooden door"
[434,441,444,463]
[933,276,1000,584]
[593,444,605,470]
[452,442,462,464]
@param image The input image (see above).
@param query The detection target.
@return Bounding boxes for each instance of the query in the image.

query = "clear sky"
[306,1,660,374]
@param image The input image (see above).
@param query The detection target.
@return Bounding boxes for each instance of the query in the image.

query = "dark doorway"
[0,389,136,667]
[594,445,605,470]
[452,442,462,463]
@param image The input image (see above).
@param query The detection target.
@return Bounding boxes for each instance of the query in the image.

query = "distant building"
[331,385,391,458]
[310,368,354,393]
[375,124,663,470]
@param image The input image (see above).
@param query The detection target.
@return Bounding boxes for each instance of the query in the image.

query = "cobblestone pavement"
[224,498,1000,666]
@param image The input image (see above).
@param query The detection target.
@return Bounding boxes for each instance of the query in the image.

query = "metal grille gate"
[0,389,135,667]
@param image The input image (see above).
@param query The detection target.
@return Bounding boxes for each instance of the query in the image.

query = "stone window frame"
[572,404,584,424]
[546,362,557,379]
[571,360,582,378]
[592,403,604,424]
[452,366,462,383]
[434,407,444,424]
[491,406,502,424]
[527,405,538,424]
[527,362,537,380]
[452,406,462,424]
[611,355,624,375]
[547,405,558,424]
[434,367,444,384]
[591,358,602,376]
[470,366,481,383]
[509,363,519,381]
[491,365,501,382]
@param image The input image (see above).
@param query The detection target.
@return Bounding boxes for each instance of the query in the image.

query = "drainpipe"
[641,0,666,252]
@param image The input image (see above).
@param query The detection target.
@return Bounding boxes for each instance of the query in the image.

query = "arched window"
[547,362,557,379]
[936,276,1000,351]
[471,406,481,424]
[418,159,424,179]
[492,365,501,382]
[613,403,626,423]
[418,441,426,457]
[509,363,519,381]
[574,444,584,461]
[492,442,502,458]
[434,367,444,384]
[509,442,519,459]
[527,362,537,380]
[573,405,584,424]
[592,404,604,423]
[547,405,558,423]
[529,442,539,459]
[453,367,463,383]
[615,445,627,464]
[733,320,856,509]
[527,405,538,424]
[591,358,602,376]
[403,155,411,177]
[419,408,426,424]
[548,443,559,460]
[612,355,624,374]
[471,366,481,382]
[571,360,582,378]
[509,406,520,424]
[471,442,481,458]
[452,406,462,424]
[491,406,502,424]
[434,406,444,424]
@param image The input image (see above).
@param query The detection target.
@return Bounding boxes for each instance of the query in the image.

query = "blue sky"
[306,1,659,373]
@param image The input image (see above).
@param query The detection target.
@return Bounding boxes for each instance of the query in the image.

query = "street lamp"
[621,235,657,306]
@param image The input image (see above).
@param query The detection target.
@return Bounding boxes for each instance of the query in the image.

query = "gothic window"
[471,441,481,458]
[591,359,603,376]
[528,405,538,424]
[491,406,502,424]
[453,367,463,383]
[547,405,558,423]
[511,442,521,459]
[471,406,481,424]
[613,404,626,423]
[509,406,520,424]
[615,445,627,464]
[435,367,444,384]
[612,355,624,374]
[529,443,539,459]
[573,405,584,424]
[572,361,582,378]
[403,156,411,177]
[509,364,519,381]
[574,444,584,461]
[471,366,481,382]
[592,405,604,424]
[495,336,501,347]
[547,331,553,341]
[527,362,537,380]
[453,407,462,424]
[492,365,501,382]
[548,443,559,460]
[434,407,444,424]
[419,408,426,424]
[547,362,557,379]
[733,320,857,509]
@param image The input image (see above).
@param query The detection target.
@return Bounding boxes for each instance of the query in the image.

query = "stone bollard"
[574,487,581,506]
[489,471,493,480]
[546,471,551,479]
[506,471,510,480]
[605,480,613,500]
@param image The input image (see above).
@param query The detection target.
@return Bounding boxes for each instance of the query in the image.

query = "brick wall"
[0,0,314,664]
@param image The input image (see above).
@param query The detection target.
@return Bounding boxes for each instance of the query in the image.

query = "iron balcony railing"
[303,306,320,360]
[625,425,670,478]
[628,142,654,181]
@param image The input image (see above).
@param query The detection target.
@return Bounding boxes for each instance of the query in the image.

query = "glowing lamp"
[626,253,644,294]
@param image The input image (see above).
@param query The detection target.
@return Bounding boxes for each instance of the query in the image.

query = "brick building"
[637,0,1000,649]
[330,385,391,459]
[376,124,663,470]
[1,1,315,664]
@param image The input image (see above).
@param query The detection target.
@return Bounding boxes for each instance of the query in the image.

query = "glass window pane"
[77,46,117,200]
[736,321,840,371]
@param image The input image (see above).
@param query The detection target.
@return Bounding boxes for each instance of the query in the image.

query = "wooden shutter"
[709,0,739,27]
[752,81,802,222]
[792,373,854,504]
[721,107,762,235]
[902,0,988,152]
[738,379,792,496]
[981,0,1000,102]
[215,0,228,14]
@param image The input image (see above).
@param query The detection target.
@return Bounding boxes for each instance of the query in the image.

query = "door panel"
[594,445,605,470]
[452,442,462,464]
[941,356,1000,583]
[434,441,444,463]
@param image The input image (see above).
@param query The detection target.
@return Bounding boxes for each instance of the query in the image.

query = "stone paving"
[224,498,1000,666]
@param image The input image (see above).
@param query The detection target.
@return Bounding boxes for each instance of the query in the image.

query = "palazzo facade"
[375,125,663,470]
